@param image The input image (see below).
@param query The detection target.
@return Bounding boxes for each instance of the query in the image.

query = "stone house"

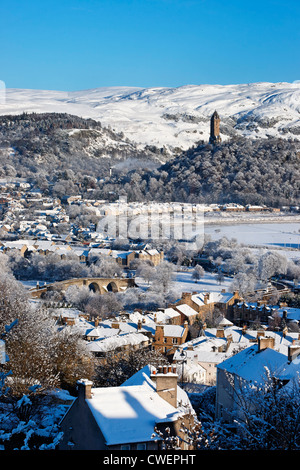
[173,303,199,325]
[147,308,181,326]
[232,300,275,326]
[172,291,240,323]
[152,322,189,358]
[58,365,196,450]
[215,336,300,423]
[116,248,164,268]
[86,332,151,360]
[135,248,164,266]
[116,251,136,267]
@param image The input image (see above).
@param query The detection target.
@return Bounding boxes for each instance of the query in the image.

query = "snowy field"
[173,270,233,294]
[136,270,234,295]
[204,221,300,262]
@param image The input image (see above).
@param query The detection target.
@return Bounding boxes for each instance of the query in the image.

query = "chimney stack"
[216,327,225,338]
[226,334,233,351]
[77,379,93,400]
[182,292,192,301]
[258,336,275,352]
[150,364,178,408]
[257,328,265,339]
[282,326,288,338]
[288,342,300,363]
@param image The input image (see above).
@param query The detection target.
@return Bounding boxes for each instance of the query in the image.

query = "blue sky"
[0,0,299,90]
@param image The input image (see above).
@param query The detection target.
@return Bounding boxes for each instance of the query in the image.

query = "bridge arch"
[106,281,118,293]
[88,282,101,293]
[29,277,136,298]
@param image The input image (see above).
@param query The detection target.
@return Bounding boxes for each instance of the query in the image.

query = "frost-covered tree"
[257,251,288,282]
[223,368,300,450]
[286,260,300,283]
[85,292,122,318]
[136,262,156,284]
[0,271,29,334]
[117,286,165,311]
[94,349,168,387]
[192,265,204,283]
[64,285,93,311]
[153,367,300,450]
[0,309,67,450]
[152,260,175,294]
[232,272,257,297]
[50,326,94,391]
[4,305,60,396]
[88,254,123,278]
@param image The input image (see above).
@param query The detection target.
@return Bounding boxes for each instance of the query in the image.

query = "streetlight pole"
[179,349,187,388]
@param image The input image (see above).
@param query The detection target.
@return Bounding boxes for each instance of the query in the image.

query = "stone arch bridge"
[29,277,136,298]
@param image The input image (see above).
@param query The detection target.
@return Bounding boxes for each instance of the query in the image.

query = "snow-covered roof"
[147,309,180,324]
[162,325,186,338]
[85,327,119,339]
[218,317,234,327]
[145,249,159,256]
[192,350,228,364]
[175,304,198,317]
[278,355,300,383]
[173,326,300,369]
[86,332,149,353]
[191,291,234,306]
[277,307,300,322]
[203,326,256,344]
[217,345,288,383]
[121,365,193,410]
[161,307,180,319]
[52,307,83,319]
[86,384,183,445]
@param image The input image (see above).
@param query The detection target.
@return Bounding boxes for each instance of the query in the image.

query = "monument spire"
[209,110,221,144]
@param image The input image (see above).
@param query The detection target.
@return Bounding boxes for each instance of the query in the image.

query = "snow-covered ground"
[2,81,300,150]
[136,270,234,295]
[173,270,233,294]
[204,221,300,262]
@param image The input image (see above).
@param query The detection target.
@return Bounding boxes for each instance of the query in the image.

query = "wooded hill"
[112,137,300,207]
[0,112,161,189]
[0,112,299,207]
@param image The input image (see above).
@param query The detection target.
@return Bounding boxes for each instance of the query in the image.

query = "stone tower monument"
[209,110,221,144]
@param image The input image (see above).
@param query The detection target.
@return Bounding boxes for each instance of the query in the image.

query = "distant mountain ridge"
[1,82,300,151]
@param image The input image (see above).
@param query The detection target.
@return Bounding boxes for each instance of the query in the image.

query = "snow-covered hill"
[1,82,300,151]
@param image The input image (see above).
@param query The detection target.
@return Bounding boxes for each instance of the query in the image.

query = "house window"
[137,443,146,450]
[121,444,131,450]
[172,338,178,344]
